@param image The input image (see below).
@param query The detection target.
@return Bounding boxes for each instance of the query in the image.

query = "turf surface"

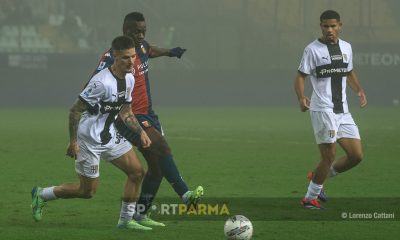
[0,107,398,239]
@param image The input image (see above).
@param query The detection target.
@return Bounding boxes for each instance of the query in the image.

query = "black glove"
[169,47,186,58]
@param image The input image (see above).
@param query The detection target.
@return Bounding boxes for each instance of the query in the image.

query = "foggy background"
[1,0,399,107]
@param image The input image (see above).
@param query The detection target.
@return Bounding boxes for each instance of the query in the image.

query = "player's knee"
[128,167,145,183]
[147,169,163,180]
[351,152,363,165]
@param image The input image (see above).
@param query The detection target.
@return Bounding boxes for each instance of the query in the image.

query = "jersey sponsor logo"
[100,101,123,113]
[136,60,149,71]
[319,67,347,75]
[316,66,348,78]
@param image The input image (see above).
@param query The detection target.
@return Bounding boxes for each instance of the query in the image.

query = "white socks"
[119,201,136,222]
[305,181,323,200]
[181,191,190,204]
[40,186,57,201]
[328,165,338,178]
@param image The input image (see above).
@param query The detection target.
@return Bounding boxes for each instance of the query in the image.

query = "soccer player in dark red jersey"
[93,12,203,227]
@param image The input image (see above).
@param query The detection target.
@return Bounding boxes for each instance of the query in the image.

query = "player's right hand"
[66,141,79,159]
[169,47,186,58]
[299,96,310,112]
[140,131,152,148]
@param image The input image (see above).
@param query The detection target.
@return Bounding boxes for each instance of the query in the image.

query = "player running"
[31,36,153,230]
[93,12,203,226]
[294,10,367,209]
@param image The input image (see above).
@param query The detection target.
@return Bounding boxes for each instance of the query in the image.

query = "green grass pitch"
[0,106,399,239]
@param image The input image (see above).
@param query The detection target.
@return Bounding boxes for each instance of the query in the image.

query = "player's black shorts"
[115,113,162,147]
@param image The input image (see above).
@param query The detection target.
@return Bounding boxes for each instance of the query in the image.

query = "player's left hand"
[66,141,79,159]
[358,91,367,108]
[140,131,152,148]
[169,47,186,58]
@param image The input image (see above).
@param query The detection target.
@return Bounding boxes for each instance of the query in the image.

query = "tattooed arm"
[119,104,151,148]
[66,98,87,159]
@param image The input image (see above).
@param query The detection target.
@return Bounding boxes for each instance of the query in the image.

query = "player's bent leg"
[111,150,152,230]
[111,149,145,202]
[302,143,335,209]
[313,143,336,184]
[333,138,363,173]
[31,176,98,222]
[53,176,98,199]
[142,129,191,197]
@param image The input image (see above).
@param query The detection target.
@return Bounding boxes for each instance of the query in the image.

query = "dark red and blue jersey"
[93,40,154,115]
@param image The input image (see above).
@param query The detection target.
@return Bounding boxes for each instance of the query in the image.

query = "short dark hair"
[320,10,340,22]
[122,12,145,34]
[111,36,135,51]
[123,12,145,25]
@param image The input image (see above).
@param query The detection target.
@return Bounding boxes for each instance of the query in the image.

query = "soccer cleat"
[117,220,152,230]
[186,186,204,206]
[307,171,328,202]
[301,198,324,210]
[31,186,45,222]
[137,216,166,227]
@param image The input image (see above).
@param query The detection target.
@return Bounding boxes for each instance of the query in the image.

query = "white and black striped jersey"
[78,67,135,145]
[298,38,353,113]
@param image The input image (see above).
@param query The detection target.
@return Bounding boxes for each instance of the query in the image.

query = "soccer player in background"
[31,36,153,230]
[93,12,203,226]
[294,10,367,209]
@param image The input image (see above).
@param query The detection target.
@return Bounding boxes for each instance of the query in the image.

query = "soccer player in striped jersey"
[93,12,203,227]
[31,36,153,230]
[294,10,367,209]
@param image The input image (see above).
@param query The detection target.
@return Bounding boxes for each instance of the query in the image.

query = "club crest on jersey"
[342,54,348,62]
[328,130,336,138]
[142,121,151,127]
[90,165,99,174]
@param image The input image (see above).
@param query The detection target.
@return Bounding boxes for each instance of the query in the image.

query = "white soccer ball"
[224,215,253,240]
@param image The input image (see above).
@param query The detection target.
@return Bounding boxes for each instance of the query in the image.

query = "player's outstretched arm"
[347,70,367,108]
[294,72,310,112]
[119,104,151,148]
[149,45,186,59]
[67,99,87,159]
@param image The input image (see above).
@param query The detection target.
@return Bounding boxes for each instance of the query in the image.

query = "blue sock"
[136,173,162,216]
[160,154,189,197]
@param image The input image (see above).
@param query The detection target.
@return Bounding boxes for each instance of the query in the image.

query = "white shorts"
[310,111,360,144]
[75,133,132,178]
